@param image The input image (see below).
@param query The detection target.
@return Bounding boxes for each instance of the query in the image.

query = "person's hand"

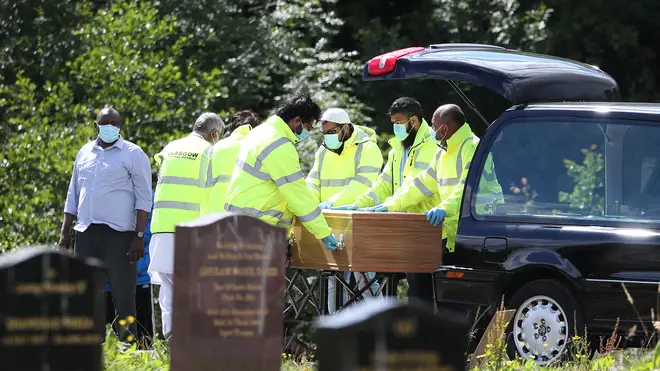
[127,237,145,263]
[331,203,359,211]
[359,204,387,212]
[320,234,339,251]
[373,204,388,212]
[58,230,71,249]
[319,201,334,210]
[425,207,446,227]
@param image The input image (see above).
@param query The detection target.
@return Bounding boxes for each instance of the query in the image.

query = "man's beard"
[402,127,417,148]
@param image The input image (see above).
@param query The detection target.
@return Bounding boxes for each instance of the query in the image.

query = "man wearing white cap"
[305,108,384,314]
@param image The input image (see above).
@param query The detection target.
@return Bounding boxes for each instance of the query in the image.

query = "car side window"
[622,125,660,220]
[473,118,606,220]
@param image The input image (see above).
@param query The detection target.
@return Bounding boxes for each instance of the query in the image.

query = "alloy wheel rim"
[512,295,569,365]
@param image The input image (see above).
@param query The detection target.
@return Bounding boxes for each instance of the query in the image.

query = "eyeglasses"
[322,126,342,135]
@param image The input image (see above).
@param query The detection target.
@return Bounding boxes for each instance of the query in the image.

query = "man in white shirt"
[60,106,153,341]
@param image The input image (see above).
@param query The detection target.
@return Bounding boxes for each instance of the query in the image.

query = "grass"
[103,315,660,371]
[103,281,660,370]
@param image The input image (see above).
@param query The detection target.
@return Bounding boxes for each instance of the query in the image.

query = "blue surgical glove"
[425,207,446,227]
[332,203,359,211]
[360,204,387,212]
[321,234,339,251]
[319,201,333,210]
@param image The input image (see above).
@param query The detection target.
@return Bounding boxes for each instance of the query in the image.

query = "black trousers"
[75,223,138,339]
[106,284,155,347]
[406,238,449,308]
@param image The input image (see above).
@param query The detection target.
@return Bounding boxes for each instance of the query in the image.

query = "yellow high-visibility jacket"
[382,123,504,251]
[150,133,212,233]
[306,125,383,206]
[354,119,441,213]
[201,124,252,215]
[224,115,332,239]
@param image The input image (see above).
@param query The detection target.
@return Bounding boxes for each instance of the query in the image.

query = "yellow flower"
[282,353,286,357]
[127,316,135,324]
[543,343,548,347]
[572,335,580,341]
[118,319,127,326]
[530,355,536,359]
[127,335,134,342]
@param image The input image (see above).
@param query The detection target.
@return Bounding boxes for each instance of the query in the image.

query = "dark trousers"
[75,223,137,339]
[106,285,155,347]
[406,238,448,308]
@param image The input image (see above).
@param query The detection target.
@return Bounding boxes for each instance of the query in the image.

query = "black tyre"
[505,279,586,365]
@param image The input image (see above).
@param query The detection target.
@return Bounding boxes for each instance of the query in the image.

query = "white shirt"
[64,136,153,232]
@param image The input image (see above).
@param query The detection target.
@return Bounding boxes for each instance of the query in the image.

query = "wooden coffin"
[290,210,443,273]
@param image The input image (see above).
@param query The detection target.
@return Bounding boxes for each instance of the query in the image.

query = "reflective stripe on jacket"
[150,133,212,233]
[201,124,252,215]
[224,115,332,239]
[306,125,383,206]
[354,119,441,213]
[383,123,504,251]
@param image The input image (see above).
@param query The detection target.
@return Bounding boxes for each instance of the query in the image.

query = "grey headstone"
[0,246,105,371]
[170,213,287,371]
[315,297,470,371]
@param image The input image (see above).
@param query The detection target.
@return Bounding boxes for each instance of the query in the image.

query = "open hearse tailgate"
[362,43,621,104]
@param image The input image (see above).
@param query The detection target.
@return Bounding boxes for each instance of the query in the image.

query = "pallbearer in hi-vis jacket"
[201,110,261,215]
[223,94,340,250]
[306,108,384,314]
[366,104,504,305]
[148,112,224,337]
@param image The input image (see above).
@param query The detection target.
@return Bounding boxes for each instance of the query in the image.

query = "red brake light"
[367,47,425,76]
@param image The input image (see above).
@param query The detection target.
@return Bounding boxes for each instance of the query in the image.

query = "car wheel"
[505,279,585,365]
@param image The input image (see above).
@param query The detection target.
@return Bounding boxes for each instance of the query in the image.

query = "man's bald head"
[96,106,121,125]
[432,104,465,130]
[431,104,466,145]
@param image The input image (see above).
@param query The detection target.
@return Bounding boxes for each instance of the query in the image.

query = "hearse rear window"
[474,117,660,224]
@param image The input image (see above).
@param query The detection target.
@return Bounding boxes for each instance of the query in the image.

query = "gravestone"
[316,297,470,371]
[170,213,287,371]
[0,246,105,371]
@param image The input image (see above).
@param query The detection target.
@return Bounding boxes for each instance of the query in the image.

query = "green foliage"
[67,0,226,155]
[0,0,226,249]
[103,325,170,371]
[0,74,89,250]
[558,145,605,215]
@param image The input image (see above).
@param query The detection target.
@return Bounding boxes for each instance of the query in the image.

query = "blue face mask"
[434,124,448,147]
[294,122,310,142]
[324,126,345,150]
[99,125,120,143]
[324,134,341,149]
[393,118,412,141]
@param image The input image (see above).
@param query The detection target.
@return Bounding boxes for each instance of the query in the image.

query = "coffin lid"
[362,43,621,104]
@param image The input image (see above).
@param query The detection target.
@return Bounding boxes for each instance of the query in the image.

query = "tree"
[0,0,226,249]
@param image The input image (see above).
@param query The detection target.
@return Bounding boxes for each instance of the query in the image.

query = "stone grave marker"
[170,213,287,371]
[315,297,470,371]
[0,246,105,371]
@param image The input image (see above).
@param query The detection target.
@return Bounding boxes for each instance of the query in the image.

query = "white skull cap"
[320,108,351,124]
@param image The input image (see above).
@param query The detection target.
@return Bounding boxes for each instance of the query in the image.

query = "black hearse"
[364,44,660,365]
